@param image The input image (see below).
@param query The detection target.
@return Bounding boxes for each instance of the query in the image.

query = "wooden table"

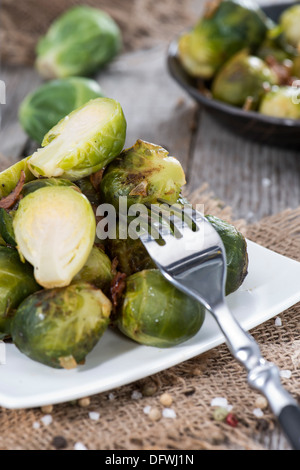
[0,1,299,450]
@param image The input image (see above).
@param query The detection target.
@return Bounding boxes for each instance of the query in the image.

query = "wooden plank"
[0,65,42,163]
[189,110,300,222]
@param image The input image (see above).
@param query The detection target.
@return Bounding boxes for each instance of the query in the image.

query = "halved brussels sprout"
[0,246,39,339]
[11,282,112,368]
[0,157,35,200]
[116,269,206,348]
[100,140,186,210]
[19,77,105,144]
[73,246,113,291]
[13,186,96,288]
[28,98,126,180]
[279,4,300,50]
[259,85,300,119]
[35,5,122,79]
[212,49,278,107]
[178,0,271,79]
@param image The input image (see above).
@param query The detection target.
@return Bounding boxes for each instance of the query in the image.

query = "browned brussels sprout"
[259,85,300,119]
[99,140,186,210]
[11,282,112,368]
[116,269,206,348]
[178,0,272,79]
[212,49,278,107]
[0,246,40,339]
[73,246,113,291]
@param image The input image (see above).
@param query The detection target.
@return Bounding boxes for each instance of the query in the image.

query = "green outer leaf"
[117,269,206,348]
[0,208,16,246]
[19,77,104,144]
[11,282,111,368]
[73,246,113,291]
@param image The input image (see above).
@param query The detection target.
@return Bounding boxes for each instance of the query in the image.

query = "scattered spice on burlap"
[0,0,195,67]
[1,184,299,450]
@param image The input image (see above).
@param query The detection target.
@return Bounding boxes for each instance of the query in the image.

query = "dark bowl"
[167,2,300,150]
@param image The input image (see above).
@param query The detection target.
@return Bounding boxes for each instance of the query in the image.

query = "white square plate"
[1,239,300,409]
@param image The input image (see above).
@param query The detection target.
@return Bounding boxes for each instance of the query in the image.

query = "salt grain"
[253,408,264,418]
[143,405,151,415]
[41,414,52,426]
[32,421,40,429]
[280,369,292,379]
[162,408,177,419]
[275,317,282,326]
[262,177,271,188]
[108,392,115,400]
[131,390,142,400]
[74,442,87,450]
[210,397,231,410]
[89,411,100,421]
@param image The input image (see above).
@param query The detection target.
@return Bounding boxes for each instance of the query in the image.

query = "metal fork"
[138,200,300,450]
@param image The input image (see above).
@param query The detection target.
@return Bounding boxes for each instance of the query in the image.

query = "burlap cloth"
[0,183,300,451]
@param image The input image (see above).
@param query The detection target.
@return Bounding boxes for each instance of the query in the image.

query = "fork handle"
[212,301,300,450]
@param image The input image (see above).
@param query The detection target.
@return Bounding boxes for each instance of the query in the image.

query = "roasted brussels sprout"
[212,49,278,107]
[205,215,248,295]
[0,246,39,339]
[100,140,186,210]
[21,177,78,198]
[19,77,104,144]
[259,85,300,119]
[0,208,16,246]
[11,282,112,368]
[178,0,271,79]
[116,269,206,348]
[75,177,102,207]
[0,157,34,200]
[35,5,121,79]
[73,246,113,291]
[13,186,96,288]
[278,4,300,50]
[28,98,126,180]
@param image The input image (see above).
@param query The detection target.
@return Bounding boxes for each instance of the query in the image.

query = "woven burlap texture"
[0,0,194,67]
[1,185,300,451]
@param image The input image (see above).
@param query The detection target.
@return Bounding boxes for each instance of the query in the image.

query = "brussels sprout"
[116,269,206,348]
[205,215,248,295]
[178,0,271,79]
[19,77,105,145]
[11,282,112,368]
[0,208,16,246]
[21,177,79,198]
[73,246,113,291]
[107,220,156,275]
[0,157,35,200]
[259,85,300,119]
[212,49,278,107]
[0,246,39,339]
[278,4,300,50]
[75,177,102,207]
[13,186,96,288]
[100,140,186,210]
[35,5,121,79]
[27,98,126,181]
